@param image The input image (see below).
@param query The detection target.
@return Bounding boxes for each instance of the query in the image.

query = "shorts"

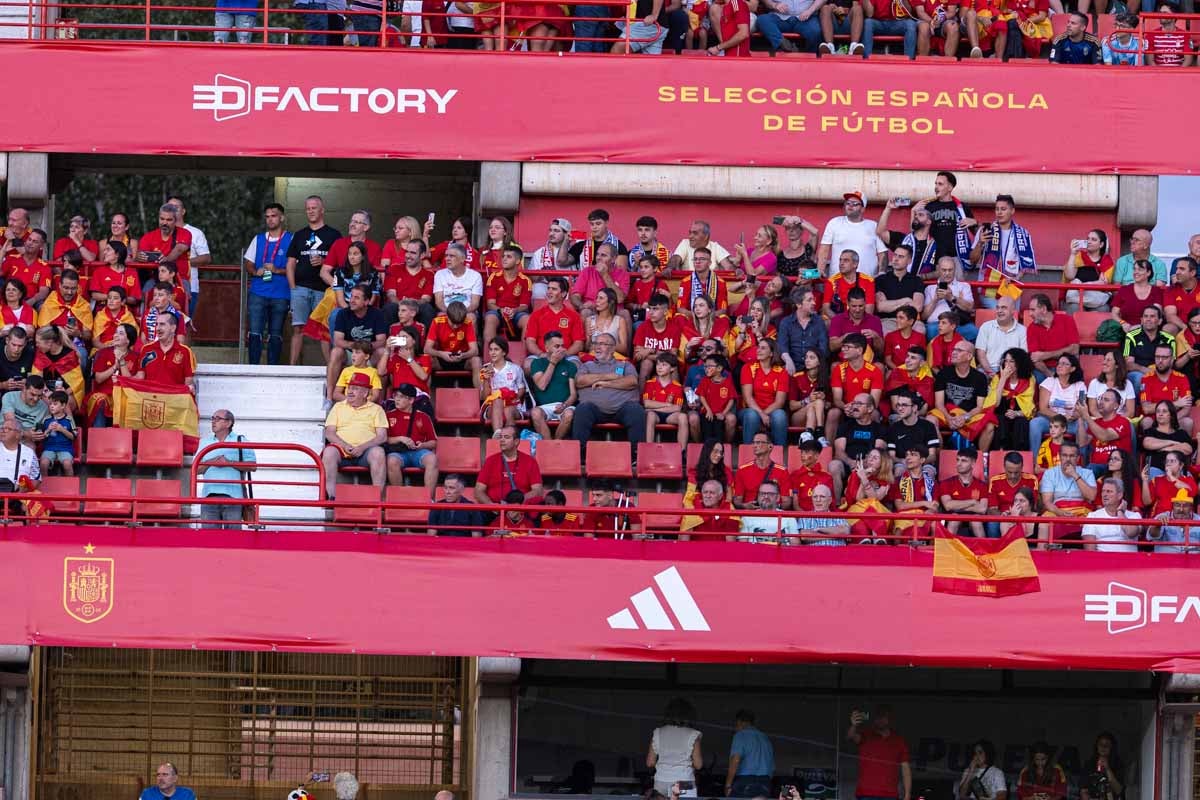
[291,285,326,326]
[931,17,962,38]
[41,449,74,464]
[616,19,667,52]
[652,410,676,424]
[338,449,376,468]
[535,401,574,421]
[386,447,433,468]
[484,309,530,329]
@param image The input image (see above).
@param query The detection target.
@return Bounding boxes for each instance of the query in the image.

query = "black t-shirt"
[924,199,972,265]
[1143,427,1193,471]
[0,340,33,394]
[934,366,989,411]
[569,237,629,266]
[886,418,940,460]
[286,224,342,291]
[875,272,926,319]
[836,418,886,460]
[333,306,388,345]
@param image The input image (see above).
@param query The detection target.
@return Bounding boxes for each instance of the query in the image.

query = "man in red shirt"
[831,333,883,437]
[386,239,436,330]
[384,383,439,498]
[925,311,964,373]
[474,425,543,505]
[709,0,751,55]
[135,312,196,393]
[1165,256,1200,333]
[882,306,925,370]
[0,207,30,256]
[325,210,383,271]
[847,707,911,800]
[1147,2,1194,66]
[3,228,52,306]
[1027,292,1080,377]
[733,432,792,509]
[1079,388,1133,471]
[524,276,585,370]
[483,244,533,346]
[1138,343,1193,433]
[985,450,1038,537]
[883,345,936,414]
[938,447,987,538]
[136,203,193,286]
[634,294,696,386]
[789,438,835,511]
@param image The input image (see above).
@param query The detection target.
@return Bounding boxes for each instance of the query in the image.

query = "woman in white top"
[958,739,1008,800]
[647,697,702,798]
[480,337,528,433]
[1086,351,1136,419]
[1029,354,1087,450]
[585,288,629,356]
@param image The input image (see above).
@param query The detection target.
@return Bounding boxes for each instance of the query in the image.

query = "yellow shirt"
[325,400,387,448]
[336,366,382,390]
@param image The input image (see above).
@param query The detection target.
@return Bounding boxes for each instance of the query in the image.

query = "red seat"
[637,492,684,531]
[506,339,528,364]
[636,443,683,480]
[85,427,133,466]
[436,436,483,474]
[1074,310,1114,342]
[434,387,481,425]
[585,441,632,479]
[560,488,584,509]
[1078,354,1105,383]
[83,477,133,517]
[986,450,1034,481]
[40,475,81,514]
[974,308,997,328]
[735,444,785,467]
[332,482,382,526]
[135,479,185,518]
[136,429,184,468]
[938,449,985,482]
[535,439,582,478]
[384,485,431,526]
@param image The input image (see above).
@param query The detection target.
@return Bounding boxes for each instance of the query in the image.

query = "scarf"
[630,242,669,270]
[688,270,718,309]
[980,221,1037,279]
[902,232,938,275]
[93,305,138,349]
[898,471,936,503]
[579,230,618,271]
[540,242,558,269]
[952,196,973,271]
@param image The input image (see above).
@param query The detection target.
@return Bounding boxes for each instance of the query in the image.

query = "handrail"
[189,440,326,527]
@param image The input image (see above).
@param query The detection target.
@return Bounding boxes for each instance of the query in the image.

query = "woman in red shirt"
[739,338,789,445]
[428,217,480,272]
[52,215,99,263]
[1143,450,1197,517]
[0,279,34,338]
[788,347,832,441]
[85,322,138,427]
[479,216,515,277]
[1111,259,1162,331]
[728,297,777,367]
[383,327,433,399]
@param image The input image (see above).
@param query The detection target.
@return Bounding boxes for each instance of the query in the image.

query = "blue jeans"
[573,5,611,52]
[296,1,330,45]
[1128,369,1145,397]
[756,14,822,51]
[214,10,256,43]
[290,285,325,326]
[247,292,289,364]
[863,17,916,57]
[740,408,788,445]
[925,320,978,343]
[730,777,772,798]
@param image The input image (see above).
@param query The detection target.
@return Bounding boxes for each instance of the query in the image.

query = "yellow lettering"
[747,88,767,104]
[680,86,698,103]
[657,86,676,103]
[763,115,783,131]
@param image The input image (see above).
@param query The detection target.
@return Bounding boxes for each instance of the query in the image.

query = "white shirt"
[1086,378,1136,408]
[738,513,799,543]
[820,216,884,278]
[0,441,39,485]
[962,766,1007,800]
[1038,376,1087,420]
[243,232,287,263]
[651,725,702,785]
[973,320,1027,372]
[433,267,483,308]
[184,223,209,293]
[923,280,972,320]
[672,239,731,271]
[1081,506,1141,552]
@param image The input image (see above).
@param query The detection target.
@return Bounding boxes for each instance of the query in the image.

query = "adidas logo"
[606,566,711,632]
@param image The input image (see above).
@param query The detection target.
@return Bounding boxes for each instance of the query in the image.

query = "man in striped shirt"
[791,485,851,546]
[1147,2,1194,66]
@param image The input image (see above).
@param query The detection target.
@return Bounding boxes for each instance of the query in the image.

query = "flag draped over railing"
[932,525,1041,597]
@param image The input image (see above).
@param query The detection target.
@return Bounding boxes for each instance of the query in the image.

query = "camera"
[1088,772,1111,798]
[801,268,821,280]
[772,215,787,225]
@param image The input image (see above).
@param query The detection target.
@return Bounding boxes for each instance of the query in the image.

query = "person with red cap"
[321,370,388,501]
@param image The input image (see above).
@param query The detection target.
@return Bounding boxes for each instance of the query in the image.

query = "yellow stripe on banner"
[931,536,1038,581]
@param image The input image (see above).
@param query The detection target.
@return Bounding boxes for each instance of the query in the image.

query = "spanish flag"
[112,376,199,448]
[932,525,1040,598]
[32,348,85,409]
[996,275,1024,301]
[302,287,339,342]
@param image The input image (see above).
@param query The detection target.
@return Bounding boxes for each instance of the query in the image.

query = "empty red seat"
[636,443,683,480]
[135,479,185,518]
[384,485,431,527]
[86,428,133,466]
[585,441,632,479]
[137,429,184,468]
[434,387,481,425]
[637,492,684,531]
[40,475,81,514]
[332,483,382,526]
[83,477,133,517]
[535,439,582,478]
[506,339,528,363]
[1075,311,1114,343]
[1078,354,1105,383]
[437,437,483,474]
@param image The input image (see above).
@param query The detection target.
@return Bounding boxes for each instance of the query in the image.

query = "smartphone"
[801,268,821,280]
[894,196,912,207]
[739,232,745,244]
[427,212,436,223]
[311,773,331,783]
[1071,239,1088,251]
[937,281,949,290]
[772,215,787,225]
[1077,389,1086,405]
[677,782,695,792]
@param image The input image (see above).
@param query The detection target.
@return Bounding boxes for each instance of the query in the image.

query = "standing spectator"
[562,209,630,271]
[1078,389,1135,477]
[863,0,918,57]
[326,210,383,273]
[572,333,646,445]
[524,277,586,368]
[1111,259,1162,333]
[970,195,1036,309]
[918,172,975,272]
[244,203,293,365]
[723,710,773,798]
[1079,733,1126,800]
[165,196,211,318]
[733,431,792,509]
[669,220,735,272]
[135,205,192,294]
[1026,293,1080,378]
[1029,354,1086,450]
[647,698,703,798]
[739,339,789,445]
[754,0,822,52]
[1164,256,1200,334]
[1081,478,1142,552]
[433,243,484,318]
[4,230,51,307]
[819,191,884,278]
[775,215,820,279]
[529,331,578,440]
[847,707,912,800]
[1112,228,1167,286]
[877,199,937,275]
[1048,11,1100,62]
[931,341,996,451]
[196,409,257,528]
[286,196,342,365]
[922,256,976,341]
[1146,1,1193,66]
[956,740,1007,800]
[98,212,139,262]
[385,383,439,498]
[778,287,829,373]
[986,452,1039,538]
[973,295,1026,377]
[939,447,987,538]
[1063,229,1115,313]
[1123,305,1173,394]
[476,425,542,504]
[51,215,97,262]
[428,474,486,537]
[139,762,195,800]
[1039,440,1097,541]
[214,0,256,42]
[817,0,864,54]
[875,245,925,335]
[321,372,387,500]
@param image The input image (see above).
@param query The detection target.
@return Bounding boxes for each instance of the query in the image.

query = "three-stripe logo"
[606,566,711,632]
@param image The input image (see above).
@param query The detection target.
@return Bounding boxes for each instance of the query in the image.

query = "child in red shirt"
[643,352,688,448]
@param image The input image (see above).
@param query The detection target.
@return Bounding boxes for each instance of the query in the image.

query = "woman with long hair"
[332,241,382,309]
[788,347,832,444]
[480,216,515,277]
[983,347,1036,451]
[957,739,1008,800]
[380,215,422,269]
[1087,351,1136,418]
[739,338,789,445]
[682,295,731,367]
[691,438,734,492]
[646,698,702,798]
[98,212,138,261]
[429,216,480,272]
[843,446,894,544]
[85,322,137,428]
[1142,449,1197,517]
[1064,228,1115,312]
[480,337,528,433]
[585,287,629,356]
[1142,399,1194,474]
[729,297,777,367]
[1000,487,1041,549]
[1099,449,1142,510]
[0,278,34,337]
[733,224,779,285]
[1030,353,1087,450]
[1079,732,1125,800]
[1111,259,1162,332]
[91,286,139,350]
[32,325,83,411]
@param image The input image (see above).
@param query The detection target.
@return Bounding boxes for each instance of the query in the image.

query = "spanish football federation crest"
[141,398,167,428]
[64,547,115,623]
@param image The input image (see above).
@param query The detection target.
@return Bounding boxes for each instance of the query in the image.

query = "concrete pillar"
[479,163,521,218]
[6,152,49,230]
[1116,175,1158,232]
[473,657,520,800]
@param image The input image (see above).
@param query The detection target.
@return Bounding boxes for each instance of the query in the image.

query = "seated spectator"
[334,341,383,403]
[842,446,893,542]
[494,490,535,537]
[576,478,630,538]
[90,241,142,307]
[1040,439,1096,541]
[528,331,578,441]
[733,225,779,287]
[385,383,439,498]
[535,489,582,536]
[1048,11,1100,63]
[1138,343,1193,433]
[728,298,776,369]
[988,0,1051,60]
[1147,488,1200,554]
[84,323,136,428]
[1000,487,1040,547]
[753,0,822,54]
[37,390,75,478]
[733,432,792,510]
[389,299,427,347]
[628,217,671,285]
[1029,354,1086,451]
[916,0,964,57]
[676,248,730,322]
[1100,449,1145,511]
[324,284,388,402]
[428,473,486,537]
[139,282,182,345]
[829,393,887,501]
[1113,228,1167,286]
[585,288,630,357]
[562,209,630,271]
[1026,293,1080,380]
[1176,307,1200,396]
[922,256,975,342]
[938,448,987,538]
[524,277,586,369]
[1035,414,1069,475]
[1082,478,1142,552]
[1087,350,1136,418]
[732,273,790,322]
[973,296,1026,378]
[884,389,940,476]
[890,445,938,541]
[777,286,829,375]
[481,337,528,434]
[931,341,996,452]
[689,438,734,498]
[1123,304,1173,394]
[34,326,84,411]
[983,347,1036,451]
[91,287,139,350]
[634,295,694,385]
[926,311,965,373]
[321,372,388,500]
[381,327,432,405]
[683,297,731,370]
[1,374,47,442]
[98,212,139,262]
[1142,402,1194,476]
[1079,388,1135,477]
[155,261,191,317]
[1164,256,1200,334]
[384,239,436,330]
[824,250,876,318]
[829,288,885,361]
[428,217,480,272]
[739,339,790,445]
[875,247,925,336]
[863,0,918,58]
[883,345,935,415]
[736,480,798,544]
[1063,229,1115,313]
[627,253,670,327]
[0,328,32,401]
[789,438,835,510]
[425,301,483,387]
[571,244,630,326]
[479,216,516,277]
[1142,450,1196,516]
[0,279,34,338]
[433,242,484,318]
[1111,259,1163,333]
[690,351,738,444]
[787,347,832,445]
[1101,12,1143,66]
[643,352,688,448]
[476,425,543,505]
[571,332,647,446]
[528,219,573,300]
[830,331,883,436]
[1146,1,1194,67]
[987,452,1039,537]
[195,409,256,529]
[669,220,735,271]
[792,484,850,545]
[957,742,1008,800]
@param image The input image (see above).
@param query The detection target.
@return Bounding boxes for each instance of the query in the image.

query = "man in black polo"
[0,328,33,399]
[885,389,939,479]
[1123,303,1174,396]
[874,244,925,335]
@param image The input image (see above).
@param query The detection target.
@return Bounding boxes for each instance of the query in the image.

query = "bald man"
[931,340,996,451]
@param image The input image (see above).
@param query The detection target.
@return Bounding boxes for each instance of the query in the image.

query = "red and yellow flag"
[112,376,199,448]
[932,525,1040,598]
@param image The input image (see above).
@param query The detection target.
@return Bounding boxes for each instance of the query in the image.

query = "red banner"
[0,42,1195,173]
[4,527,1200,670]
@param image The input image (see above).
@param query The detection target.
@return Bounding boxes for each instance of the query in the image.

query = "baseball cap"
[395,383,418,398]
[843,191,868,208]
[348,372,372,388]
[551,217,572,233]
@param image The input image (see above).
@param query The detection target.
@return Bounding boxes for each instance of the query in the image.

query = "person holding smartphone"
[847,706,911,800]
[648,698,702,798]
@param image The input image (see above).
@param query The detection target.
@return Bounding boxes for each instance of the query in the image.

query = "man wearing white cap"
[530,219,573,301]
[818,191,886,279]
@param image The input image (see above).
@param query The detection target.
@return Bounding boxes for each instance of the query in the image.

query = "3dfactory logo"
[1083,581,1200,635]
[192,74,458,122]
